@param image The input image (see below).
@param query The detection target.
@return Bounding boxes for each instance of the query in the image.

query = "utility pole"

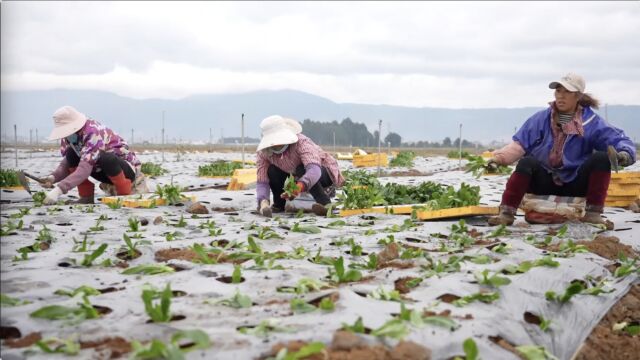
[333,131,336,154]
[35,128,39,146]
[29,129,33,159]
[220,128,224,146]
[377,119,382,177]
[14,124,18,167]
[605,103,608,121]
[209,128,213,152]
[458,123,463,169]
[241,113,245,168]
[161,110,165,163]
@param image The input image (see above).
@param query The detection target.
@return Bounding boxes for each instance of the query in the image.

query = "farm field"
[1,149,638,360]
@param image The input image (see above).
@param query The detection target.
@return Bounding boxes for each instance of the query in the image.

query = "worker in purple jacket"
[488,73,636,226]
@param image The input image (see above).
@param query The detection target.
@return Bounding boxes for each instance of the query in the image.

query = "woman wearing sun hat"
[487,73,636,226]
[41,105,147,205]
[256,115,344,217]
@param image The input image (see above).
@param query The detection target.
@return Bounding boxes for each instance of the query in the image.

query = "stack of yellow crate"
[353,153,388,168]
[227,168,257,190]
[605,172,640,207]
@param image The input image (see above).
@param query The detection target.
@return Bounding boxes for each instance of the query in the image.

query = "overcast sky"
[2,1,639,108]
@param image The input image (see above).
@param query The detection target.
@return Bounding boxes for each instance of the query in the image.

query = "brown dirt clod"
[3,332,41,348]
[394,277,419,294]
[80,337,132,359]
[574,284,640,360]
[576,235,638,261]
[186,202,209,214]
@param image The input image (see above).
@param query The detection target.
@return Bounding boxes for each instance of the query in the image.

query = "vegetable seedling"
[327,257,363,283]
[142,283,173,323]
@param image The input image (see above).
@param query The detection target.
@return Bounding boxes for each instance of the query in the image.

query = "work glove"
[617,151,632,167]
[280,182,305,201]
[258,199,272,218]
[41,175,55,189]
[486,158,499,171]
[43,186,63,205]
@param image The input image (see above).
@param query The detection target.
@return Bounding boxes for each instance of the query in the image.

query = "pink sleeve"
[51,158,70,182]
[57,160,93,194]
[493,141,525,165]
[256,152,270,183]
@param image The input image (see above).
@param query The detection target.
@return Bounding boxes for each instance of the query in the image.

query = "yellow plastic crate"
[416,206,499,221]
[353,153,388,168]
[0,186,25,191]
[227,168,257,191]
[339,204,418,217]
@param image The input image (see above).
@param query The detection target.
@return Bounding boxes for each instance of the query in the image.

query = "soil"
[576,235,638,260]
[3,332,42,348]
[394,276,420,294]
[80,337,132,359]
[573,283,640,360]
[262,330,431,360]
[154,248,247,264]
[211,206,238,212]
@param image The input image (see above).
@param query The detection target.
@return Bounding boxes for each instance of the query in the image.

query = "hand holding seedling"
[281,174,304,200]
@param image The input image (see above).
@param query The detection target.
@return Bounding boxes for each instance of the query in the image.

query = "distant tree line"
[301,118,478,148]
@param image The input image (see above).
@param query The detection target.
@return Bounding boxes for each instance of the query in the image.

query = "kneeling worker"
[256,115,344,217]
[42,106,146,205]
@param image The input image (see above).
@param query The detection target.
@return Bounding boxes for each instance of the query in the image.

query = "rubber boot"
[488,205,517,226]
[580,204,606,225]
[107,171,132,196]
[259,199,272,218]
[311,203,329,217]
[68,167,95,204]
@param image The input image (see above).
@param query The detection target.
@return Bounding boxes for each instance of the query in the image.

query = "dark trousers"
[268,164,333,208]
[66,150,135,184]
[501,151,611,210]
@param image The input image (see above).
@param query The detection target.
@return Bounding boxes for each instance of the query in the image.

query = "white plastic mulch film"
[1,149,638,360]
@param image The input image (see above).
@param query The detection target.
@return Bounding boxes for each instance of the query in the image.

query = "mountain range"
[1,89,638,144]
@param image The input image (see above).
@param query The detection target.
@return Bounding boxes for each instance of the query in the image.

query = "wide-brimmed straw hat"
[548,73,585,93]
[48,106,88,140]
[256,115,302,152]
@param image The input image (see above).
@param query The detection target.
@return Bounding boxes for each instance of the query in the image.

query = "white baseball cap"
[48,106,88,140]
[256,115,302,152]
[549,73,586,93]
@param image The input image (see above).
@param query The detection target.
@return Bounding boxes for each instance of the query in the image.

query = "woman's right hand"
[41,175,55,189]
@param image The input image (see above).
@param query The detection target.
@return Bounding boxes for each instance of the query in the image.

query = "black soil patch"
[216,276,246,284]
[56,222,73,226]
[220,197,233,201]
[116,249,142,261]
[93,305,113,315]
[0,326,21,340]
[146,314,186,323]
[523,311,542,325]
[172,290,187,297]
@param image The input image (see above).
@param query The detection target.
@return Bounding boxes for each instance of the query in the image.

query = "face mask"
[66,133,79,144]
[272,144,288,154]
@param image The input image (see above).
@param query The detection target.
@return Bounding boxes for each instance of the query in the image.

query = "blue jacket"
[513,106,637,183]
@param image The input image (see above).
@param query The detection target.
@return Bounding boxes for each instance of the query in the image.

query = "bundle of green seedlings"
[197,160,243,177]
[283,174,298,197]
[153,184,186,205]
[140,162,167,177]
[338,170,481,210]
[465,155,512,178]
[0,169,21,187]
[447,150,472,159]
[389,151,416,167]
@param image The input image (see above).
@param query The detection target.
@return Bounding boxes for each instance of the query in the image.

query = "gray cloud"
[1,1,639,107]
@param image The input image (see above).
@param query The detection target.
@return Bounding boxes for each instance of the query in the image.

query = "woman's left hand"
[43,186,63,205]
[281,182,305,200]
